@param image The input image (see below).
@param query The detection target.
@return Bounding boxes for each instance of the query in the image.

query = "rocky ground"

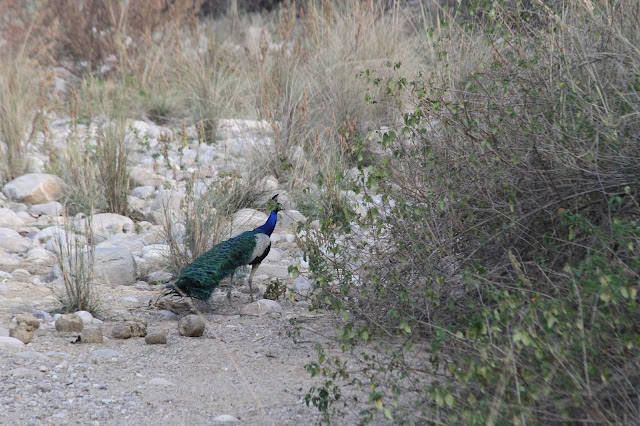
[0,118,340,425]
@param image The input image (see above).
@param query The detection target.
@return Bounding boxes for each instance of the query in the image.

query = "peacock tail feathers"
[169,229,262,300]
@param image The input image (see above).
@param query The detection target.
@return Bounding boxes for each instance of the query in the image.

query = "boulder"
[74,310,94,325]
[111,320,147,339]
[0,208,24,227]
[24,247,57,275]
[29,201,63,216]
[35,226,66,244]
[96,232,148,253]
[0,336,25,348]
[131,185,156,200]
[257,264,289,279]
[15,313,40,329]
[130,167,166,187]
[232,208,268,230]
[293,275,313,296]
[55,314,84,333]
[0,235,32,253]
[79,326,103,344]
[16,211,36,224]
[0,249,21,270]
[145,332,167,345]
[2,173,64,204]
[148,190,183,225]
[93,247,137,286]
[73,213,134,240]
[147,270,172,283]
[278,210,307,229]
[241,299,283,315]
[178,315,206,337]
[10,324,36,344]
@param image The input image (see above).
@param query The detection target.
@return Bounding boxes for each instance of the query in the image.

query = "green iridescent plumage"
[170,230,261,300]
[166,195,282,301]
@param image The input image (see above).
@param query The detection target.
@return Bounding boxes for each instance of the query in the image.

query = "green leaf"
[384,408,393,419]
[444,393,455,408]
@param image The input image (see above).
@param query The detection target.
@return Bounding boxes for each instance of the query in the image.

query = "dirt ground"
[0,281,341,425]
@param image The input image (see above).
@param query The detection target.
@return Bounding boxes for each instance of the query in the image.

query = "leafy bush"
[300,1,640,423]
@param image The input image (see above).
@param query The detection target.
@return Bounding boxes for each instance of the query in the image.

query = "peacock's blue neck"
[257,209,278,235]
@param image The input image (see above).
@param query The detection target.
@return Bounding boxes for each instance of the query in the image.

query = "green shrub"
[300,1,640,423]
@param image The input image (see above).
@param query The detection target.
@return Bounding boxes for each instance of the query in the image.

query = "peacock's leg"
[248,264,260,302]
[227,272,235,300]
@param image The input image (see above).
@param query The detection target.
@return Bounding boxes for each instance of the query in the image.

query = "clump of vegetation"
[50,80,133,216]
[0,23,50,184]
[52,214,101,316]
[300,1,640,423]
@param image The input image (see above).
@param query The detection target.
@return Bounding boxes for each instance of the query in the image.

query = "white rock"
[147,271,172,283]
[17,211,36,224]
[141,244,170,259]
[130,167,166,187]
[258,264,289,279]
[96,232,148,253]
[131,185,156,200]
[129,120,150,136]
[11,269,30,278]
[264,248,283,262]
[35,226,66,244]
[0,235,32,253]
[0,336,25,348]
[232,208,268,230]
[241,299,283,315]
[0,249,21,269]
[279,210,307,228]
[26,247,56,264]
[29,201,63,216]
[148,190,183,224]
[2,173,65,204]
[0,208,24,227]
[72,213,134,244]
[93,247,137,286]
[212,414,240,423]
[74,310,94,324]
[293,275,313,296]
[0,228,20,238]
[261,175,279,191]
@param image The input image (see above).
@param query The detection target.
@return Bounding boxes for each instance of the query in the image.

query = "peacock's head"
[268,194,283,212]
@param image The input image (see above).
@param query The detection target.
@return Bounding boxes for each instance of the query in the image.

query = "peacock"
[166,194,283,302]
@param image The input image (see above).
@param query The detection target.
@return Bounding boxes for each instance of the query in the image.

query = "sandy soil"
[0,282,338,425]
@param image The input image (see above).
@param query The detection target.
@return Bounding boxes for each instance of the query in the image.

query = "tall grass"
[53,214,101,315]
[0,52,49,183]
[253,0,424,187]
[50,79,133,215]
